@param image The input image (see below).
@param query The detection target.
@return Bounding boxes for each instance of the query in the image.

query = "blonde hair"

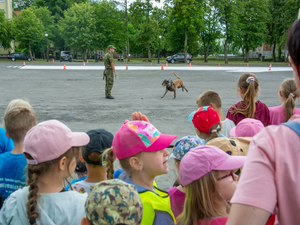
[230,73,259,118]
[279,78,300,122]
[24,147,79,225]
[197,123,221,142]
[197,90,222,108]
[4,106,37,144]
[102,148,116,179]
[177,171,228,225]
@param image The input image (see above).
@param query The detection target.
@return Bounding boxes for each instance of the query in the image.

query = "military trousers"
[104,69,114,97]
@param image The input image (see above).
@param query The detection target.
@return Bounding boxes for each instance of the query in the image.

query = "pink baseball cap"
[24,120,90,165]
[179,145,246,186]
[112,121,177,159]
[230,118,264,137]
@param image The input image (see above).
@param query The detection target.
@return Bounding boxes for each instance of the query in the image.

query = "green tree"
[0,10,13,50]
[60,3,98,61]
[170,0,205,62]
[11,8,44,60]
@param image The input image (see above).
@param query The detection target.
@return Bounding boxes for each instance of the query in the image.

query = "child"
[66,160,87,191]
[192,106,224,144]
[269,78,300,125]
[103,120,177,225]
[70,129,114,194]
[229,118,264,137]
[197,90,235,137]
[226,73,270,126]
[0,127,14,154]
[177,145,246,225]
[168,136,203,218]
[0,120,90,225]
[0,101,37,207]
[81,179,143,225]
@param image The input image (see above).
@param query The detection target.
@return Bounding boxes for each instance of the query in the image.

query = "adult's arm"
[226,203,271,225]
[111,62,117,77]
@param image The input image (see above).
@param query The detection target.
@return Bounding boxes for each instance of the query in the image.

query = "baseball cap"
[112,121,177,160]
[82,129,113,166]
[169,136,203,160]
[85,179,143,225]
[107,45,116,50]
[188,111,197,123]
[230,118,264,137]
[192,106,220,133]
[179,145,246,186]
[24,120,90,165]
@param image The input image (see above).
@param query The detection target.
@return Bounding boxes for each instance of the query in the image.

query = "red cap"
[192,106,220,133]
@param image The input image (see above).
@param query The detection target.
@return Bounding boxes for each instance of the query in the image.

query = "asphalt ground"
[0,62,297,190]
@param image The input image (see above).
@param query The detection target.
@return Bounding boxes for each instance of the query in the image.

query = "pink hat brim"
[229,127,237,137]
[72,132,90,147]
[214,155,246,171]
[144,134,177,151]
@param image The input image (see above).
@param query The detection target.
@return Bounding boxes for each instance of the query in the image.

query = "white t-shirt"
[220,118,235,137]
[70,180,97,194]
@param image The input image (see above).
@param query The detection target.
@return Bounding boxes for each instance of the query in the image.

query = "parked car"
[166,53,193,63]
[60,51,72,62]
[7,52,33,61]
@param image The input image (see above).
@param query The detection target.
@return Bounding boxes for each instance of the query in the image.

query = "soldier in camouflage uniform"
[104,45,117,99]
[83,179,143,225]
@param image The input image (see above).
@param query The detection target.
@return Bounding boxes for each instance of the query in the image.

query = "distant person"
[103,45,117,99]
[0,100,37,208]
[121,55,124,62]
[0,120,90,224]
[269,78,300,125]
[229,118,264,137]
[118,55,120,61]
[226,19,300,225]
[81,179,143,225]
[226,73,270,126]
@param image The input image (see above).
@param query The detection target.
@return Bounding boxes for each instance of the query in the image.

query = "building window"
[0,0,4,2]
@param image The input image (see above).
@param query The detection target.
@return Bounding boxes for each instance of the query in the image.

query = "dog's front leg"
[161,89,168,98]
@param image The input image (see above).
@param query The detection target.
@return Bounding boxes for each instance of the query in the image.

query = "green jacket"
[104,52,114,69]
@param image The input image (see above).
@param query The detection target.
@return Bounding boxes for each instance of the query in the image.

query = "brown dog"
[161,72,188,99]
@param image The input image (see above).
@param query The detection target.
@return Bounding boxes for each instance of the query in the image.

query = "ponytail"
[102,148,115,179]
[230,73,259,118]
[207,123,221,142]
[285,95,295,122]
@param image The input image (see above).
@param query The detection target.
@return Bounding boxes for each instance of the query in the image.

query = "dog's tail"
[173,72,181,80]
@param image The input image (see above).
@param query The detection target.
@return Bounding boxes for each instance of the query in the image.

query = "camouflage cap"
[85,179,143,225]
[107,45,116,50]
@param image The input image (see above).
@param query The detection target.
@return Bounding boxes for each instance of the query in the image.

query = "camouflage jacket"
[104,52,114,69]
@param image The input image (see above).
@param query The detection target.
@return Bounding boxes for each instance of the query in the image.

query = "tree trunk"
[272,42,276,62]
[205,44,209,62]
[242,48,244,59]
[224,36,228,64]
[43,51,45,60]
[147,43,151,62]
[82,48,86,62]
[76,49,78,60]
[184,29,188,63]
[278,45,282,60]
[28,43,33,61]
[245,47,249,62]
[33,51,35,61]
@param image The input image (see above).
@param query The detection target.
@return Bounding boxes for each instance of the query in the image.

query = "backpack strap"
[281,121,300,137]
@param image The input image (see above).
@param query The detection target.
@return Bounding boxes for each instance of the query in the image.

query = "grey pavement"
[0,62,296,190]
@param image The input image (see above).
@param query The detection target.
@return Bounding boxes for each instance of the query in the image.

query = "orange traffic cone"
[189,62,191,67]
[87,60,89,64]
[52,59,54,63]
[23,61,25,66]
[83,62,85,66]
[126,64,128,70]
[161,65,163,70]
[268,64,272,71]
[63,64,66,70]
[166,62,168,67]
[247,63,249,67]
[150,62,152,67]
[218,63,220,67]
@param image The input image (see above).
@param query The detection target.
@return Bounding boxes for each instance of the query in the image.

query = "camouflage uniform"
[85,179,143,225]
[104,52,114,97]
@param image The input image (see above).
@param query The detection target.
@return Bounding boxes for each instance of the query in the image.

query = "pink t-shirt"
[226,100,270,126]
[199,217,228,225]
[231,114,300,225]
[269,105,300,125]
[167,187,186,218]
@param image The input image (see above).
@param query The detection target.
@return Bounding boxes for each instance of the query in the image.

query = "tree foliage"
[0,10,13,50]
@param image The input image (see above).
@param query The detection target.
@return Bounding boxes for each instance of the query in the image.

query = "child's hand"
[132,112,150,123]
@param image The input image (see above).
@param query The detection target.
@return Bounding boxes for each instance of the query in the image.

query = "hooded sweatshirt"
[0,186,87,225]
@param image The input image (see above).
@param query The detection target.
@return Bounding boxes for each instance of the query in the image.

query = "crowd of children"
[0,19,300,225]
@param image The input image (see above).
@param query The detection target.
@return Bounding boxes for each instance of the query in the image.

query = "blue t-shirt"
[0,152,27,198]
[0,128,14,154]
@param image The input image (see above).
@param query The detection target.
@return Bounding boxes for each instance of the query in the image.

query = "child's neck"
[84,164,107,183]
[131,172,155,191]
[37,171,64,193]
[11,142,23,154]
[214,108,226,121]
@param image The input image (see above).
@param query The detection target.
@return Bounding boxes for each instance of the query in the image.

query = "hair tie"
[246,76,255,84]
[29,219,36,224]
[289,93,295,97]
[211,129,217,133]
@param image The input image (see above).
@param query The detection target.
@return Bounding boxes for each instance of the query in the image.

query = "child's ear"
[209,103,215,109]
[129,156,143,171]
[59,156,67,171]
[81,217,90,225]
[279,91,283,97]
[79,150,85,163]
[5,131,10,139]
